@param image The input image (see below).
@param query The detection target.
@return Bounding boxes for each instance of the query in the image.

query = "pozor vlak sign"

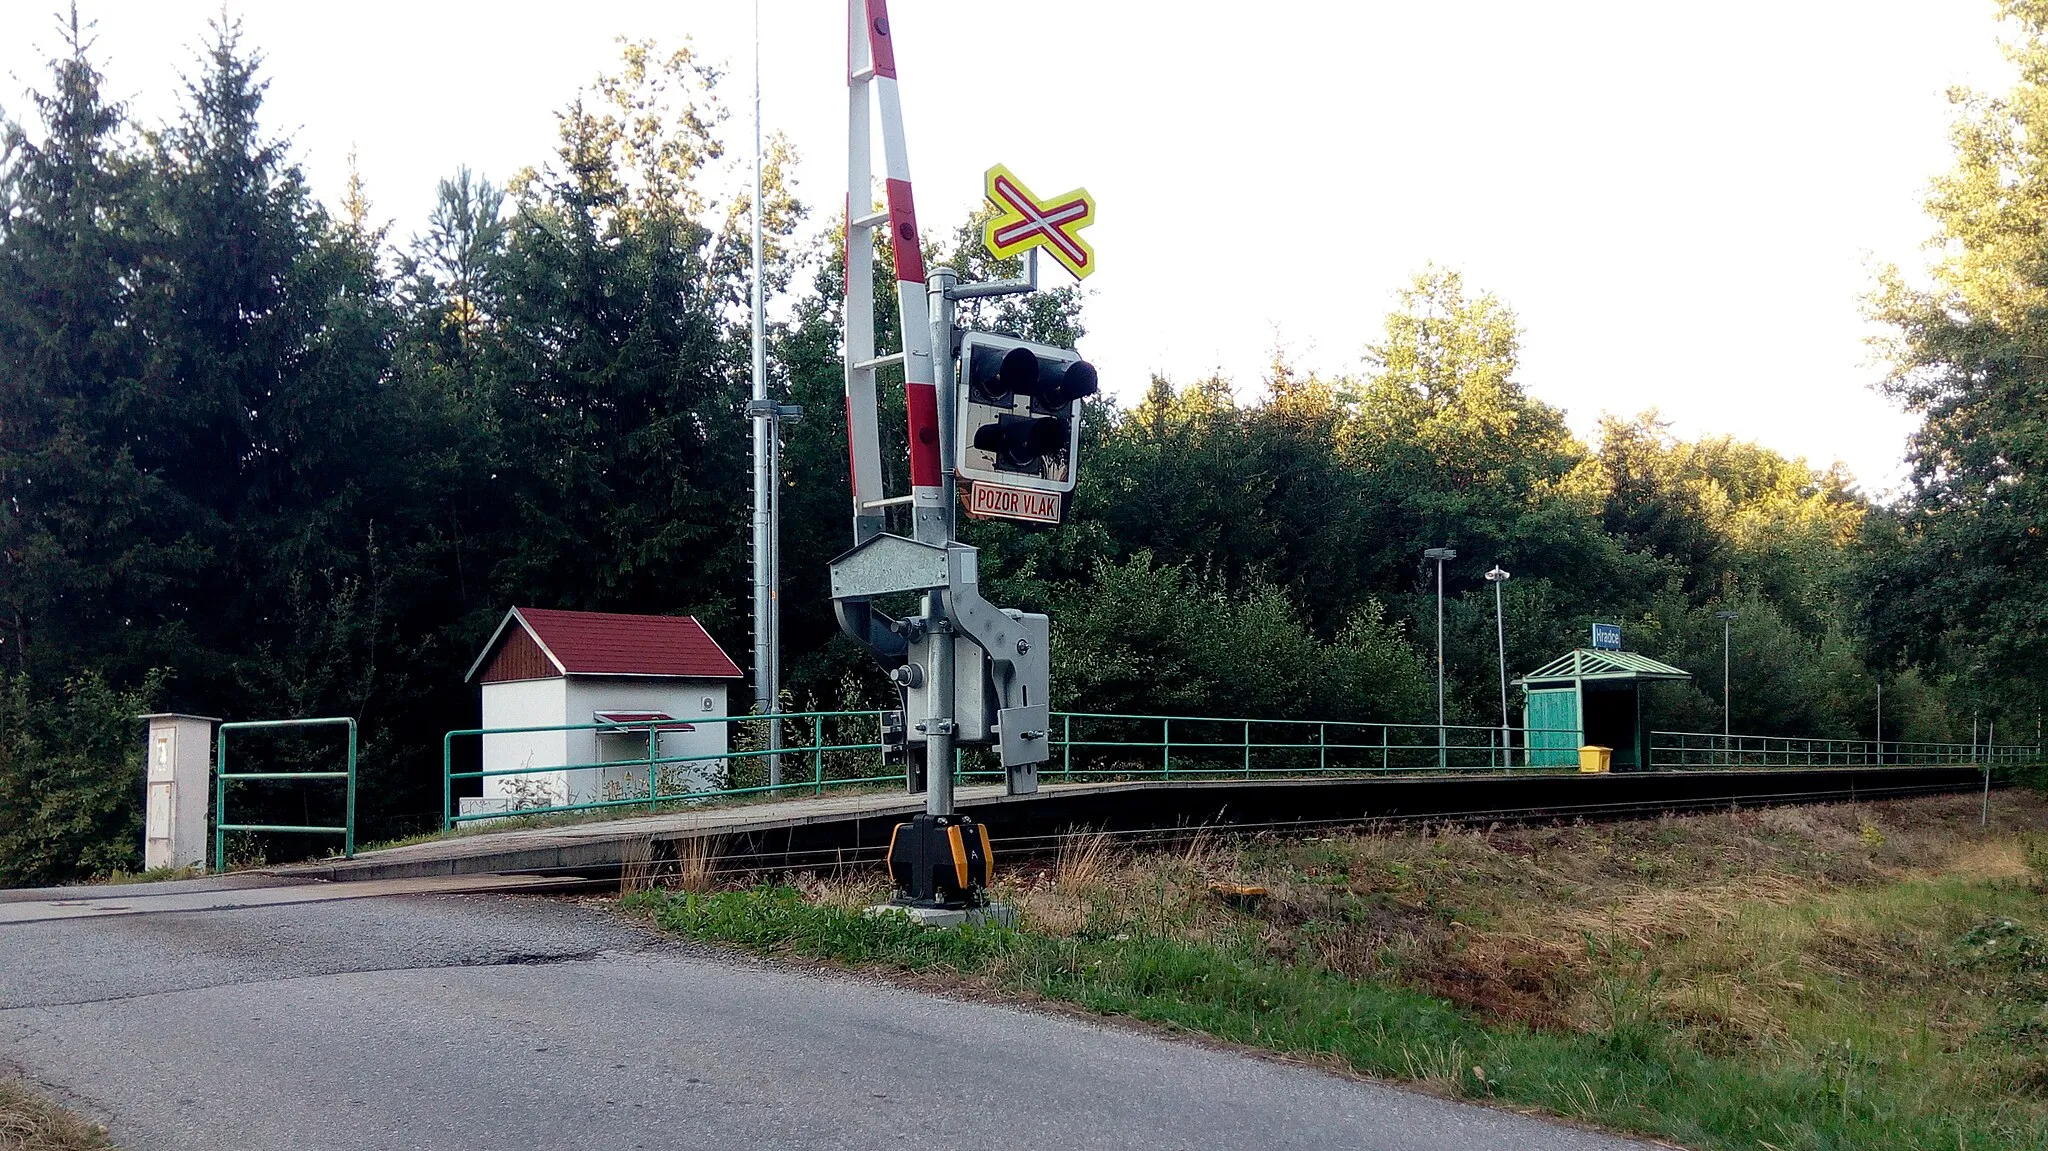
[968,482,1060,524]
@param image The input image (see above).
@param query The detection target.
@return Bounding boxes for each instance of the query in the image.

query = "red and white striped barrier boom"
[844,0,945,548]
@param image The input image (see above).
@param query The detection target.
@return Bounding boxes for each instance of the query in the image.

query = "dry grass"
[1007,826,1124,936]
[992,789,2048,1101]
[617,835,657,895]
[0,1081,117,1151]
[1054,827,1117,892]
[616,833,724,895]
[630,788,2048,1149]
[670,834,721,894]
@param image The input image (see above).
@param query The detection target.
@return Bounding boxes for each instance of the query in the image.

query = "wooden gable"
[479,625,557,683]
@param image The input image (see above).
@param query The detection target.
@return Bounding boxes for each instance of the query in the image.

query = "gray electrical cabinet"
[140,713,217,871]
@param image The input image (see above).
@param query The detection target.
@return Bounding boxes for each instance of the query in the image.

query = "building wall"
[562,679,731,805]
[479,677,570,809]
[1523,687,1582,768]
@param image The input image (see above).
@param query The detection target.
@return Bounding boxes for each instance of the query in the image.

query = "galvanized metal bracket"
[828,533,949,599]
[829,535,1048,793]
[940,545,1049,791]
[997,703,1049,785]
[828,532,953,666]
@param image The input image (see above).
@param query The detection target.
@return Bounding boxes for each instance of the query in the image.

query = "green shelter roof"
[1513,648,1693,687]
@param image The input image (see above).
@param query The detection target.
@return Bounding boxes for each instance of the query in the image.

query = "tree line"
[1,11,2040,884]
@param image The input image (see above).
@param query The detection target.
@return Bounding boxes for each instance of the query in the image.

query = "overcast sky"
[0,1,2019,493]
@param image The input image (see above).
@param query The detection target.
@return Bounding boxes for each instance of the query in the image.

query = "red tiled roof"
[465,608,744,681]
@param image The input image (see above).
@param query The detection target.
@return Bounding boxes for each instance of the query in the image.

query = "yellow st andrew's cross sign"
[980,164,1097,281]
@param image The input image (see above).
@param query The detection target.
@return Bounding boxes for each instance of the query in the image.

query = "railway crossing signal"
[981,164,1097,281]
[829,1,1093,912]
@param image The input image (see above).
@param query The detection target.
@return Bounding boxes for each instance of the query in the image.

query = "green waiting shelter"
[1514,649,1693,770]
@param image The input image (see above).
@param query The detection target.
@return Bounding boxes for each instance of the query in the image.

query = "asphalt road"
[0,880,1658,1151]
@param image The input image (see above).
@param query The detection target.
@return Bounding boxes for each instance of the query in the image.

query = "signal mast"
[830,0,1098,914]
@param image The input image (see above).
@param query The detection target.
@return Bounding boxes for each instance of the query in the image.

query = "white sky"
[0,1,2019,494]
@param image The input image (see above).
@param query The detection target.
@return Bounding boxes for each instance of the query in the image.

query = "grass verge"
[0,1080,118,1151]
[625,791,2048,1151]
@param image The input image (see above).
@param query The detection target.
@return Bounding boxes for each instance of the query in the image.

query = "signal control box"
[141,713,217,872]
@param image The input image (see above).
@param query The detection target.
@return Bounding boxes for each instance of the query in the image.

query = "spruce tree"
[0,8,156,684]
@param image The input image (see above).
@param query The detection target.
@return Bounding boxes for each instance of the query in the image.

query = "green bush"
[0,670,166,888]
[1049,553,1432,722]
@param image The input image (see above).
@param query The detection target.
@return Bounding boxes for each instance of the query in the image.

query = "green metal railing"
[1648,731,2040,769]
[440,711,1581,828]
[441,710,896,827]
[437,711,2048,831]
[215,716,357,870]
[990,713,1579,782]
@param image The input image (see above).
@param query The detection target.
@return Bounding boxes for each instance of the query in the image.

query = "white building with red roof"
[462,607,745,815]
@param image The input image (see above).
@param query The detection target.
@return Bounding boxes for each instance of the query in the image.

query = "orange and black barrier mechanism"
[885,813,992,908]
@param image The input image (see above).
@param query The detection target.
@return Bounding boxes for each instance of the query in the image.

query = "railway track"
[295,764,1989,884]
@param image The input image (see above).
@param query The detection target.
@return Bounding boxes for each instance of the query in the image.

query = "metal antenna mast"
[749,0,782,784]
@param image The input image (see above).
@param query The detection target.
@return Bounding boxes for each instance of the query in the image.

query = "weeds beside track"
[626,789,2048,1151]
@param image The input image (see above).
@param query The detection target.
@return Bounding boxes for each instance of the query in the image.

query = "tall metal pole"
[748,0,780,786]
[1721,619,1732,743]
[1420,550,1455,769]
[1712,610,1738,758]
[1983,717,1994,827]
[1486,566,1510,766]
[1436,559,1445,769]
[925,267,958,818]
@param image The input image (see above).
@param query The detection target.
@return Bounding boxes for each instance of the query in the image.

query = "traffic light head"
[956,332,1095,497]
[972,412,1068,469]
[969,343,1099,409]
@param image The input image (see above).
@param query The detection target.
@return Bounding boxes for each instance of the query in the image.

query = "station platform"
[282,764,1988,885]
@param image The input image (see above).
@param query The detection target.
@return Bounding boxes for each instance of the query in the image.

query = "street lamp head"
[1424,547,1457,561]
[1485,565,1510,582]
[1715,610,1738,620]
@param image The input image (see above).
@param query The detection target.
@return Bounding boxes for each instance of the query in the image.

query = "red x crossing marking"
[981,164,1097,281]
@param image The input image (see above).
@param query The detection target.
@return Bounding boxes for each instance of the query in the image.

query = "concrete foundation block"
[865,901,1018,930]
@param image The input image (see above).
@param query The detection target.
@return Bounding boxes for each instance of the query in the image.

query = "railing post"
[814,715,825,796]
[1319,724,1327,774]
[1243,721,1252,778]
[1382,725,1389,773]
[344,719,357,859]
[443,731,454,831]
[1163,718,1172,778]
[648,724,659,813]
[214,726,228,873]
[1063,713,1072,782]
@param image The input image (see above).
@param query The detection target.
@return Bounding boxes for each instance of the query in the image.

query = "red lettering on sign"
[967,482,1061,525]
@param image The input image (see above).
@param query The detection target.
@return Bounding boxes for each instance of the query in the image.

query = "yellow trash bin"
[1578,745,1613,773]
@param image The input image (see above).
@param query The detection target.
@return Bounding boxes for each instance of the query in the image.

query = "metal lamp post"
[1424,547,1457,770]
[1715,609,1738,756]
[1485,566,1510,766]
